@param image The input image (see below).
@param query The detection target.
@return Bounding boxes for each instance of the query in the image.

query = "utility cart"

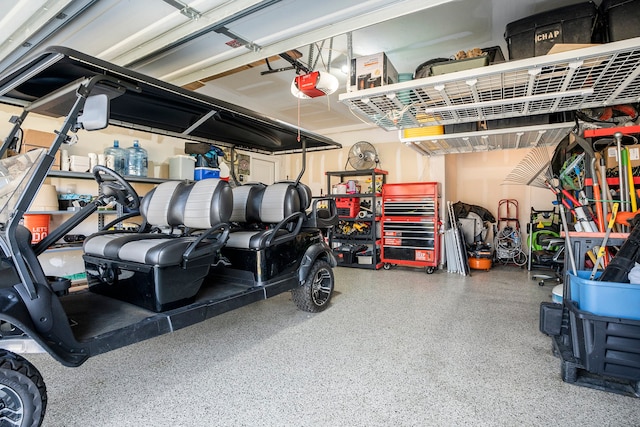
[0,46,341,426]
[380,182,440,274]
[494,198,527,266]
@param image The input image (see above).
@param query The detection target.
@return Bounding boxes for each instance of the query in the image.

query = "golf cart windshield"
[0,149,45,224]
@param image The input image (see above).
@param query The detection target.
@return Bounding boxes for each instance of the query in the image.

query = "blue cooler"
[194,167,220,180]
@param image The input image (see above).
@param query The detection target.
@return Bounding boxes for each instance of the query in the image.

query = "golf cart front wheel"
[292,259,334,312]
[0,350,47,427]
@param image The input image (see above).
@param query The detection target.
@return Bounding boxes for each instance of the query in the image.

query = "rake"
[502,146,555,189]
[502,145,591,275]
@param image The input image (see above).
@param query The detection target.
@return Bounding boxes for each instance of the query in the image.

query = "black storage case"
[601,0,640,42]
[334,244,366,265]
[568,301,640,382]
[504,2,603,60]
[541,300,640,397]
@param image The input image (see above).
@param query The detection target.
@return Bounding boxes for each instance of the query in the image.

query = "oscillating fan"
[347,141,379,170]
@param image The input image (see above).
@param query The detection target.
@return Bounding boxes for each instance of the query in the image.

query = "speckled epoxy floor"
[29,266,639,426]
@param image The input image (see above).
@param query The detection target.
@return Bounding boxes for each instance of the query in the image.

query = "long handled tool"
[626,146,638,212]
[590,202,619,280]
[558,152,598,232]
[599,157,610,230]
[590,158,605,232]
[559,197,578,277]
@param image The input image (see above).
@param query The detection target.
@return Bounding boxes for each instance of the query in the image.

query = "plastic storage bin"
[194,167,220,181]
[169,155,195,180]
[567,300,640,382]
[569,270,640,320]
[333,245,358,265]
[504,1,602,60]
[601,0,640,41]
[336,198,360,218]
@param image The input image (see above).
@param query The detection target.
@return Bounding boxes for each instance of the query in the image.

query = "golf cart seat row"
[82,178,331,312]
[226,182,309,250]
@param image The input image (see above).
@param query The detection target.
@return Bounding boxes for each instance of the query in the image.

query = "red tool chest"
[381,182,440,274]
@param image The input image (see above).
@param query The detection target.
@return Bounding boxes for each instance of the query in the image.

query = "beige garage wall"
[0,104,188,162]
[1,102,558,239]
[286,139,557,239]
[0,104,283,183]
[449,148,557,230]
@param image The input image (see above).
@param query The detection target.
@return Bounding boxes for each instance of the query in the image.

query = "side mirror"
[77,94,109,131]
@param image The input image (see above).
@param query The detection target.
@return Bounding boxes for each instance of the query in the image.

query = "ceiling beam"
[102,0,269,66]
[165,0,455,86]
[0,0,97,70]
[181,50,302,90]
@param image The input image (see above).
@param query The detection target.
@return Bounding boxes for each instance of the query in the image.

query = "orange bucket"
[23,214,50,244]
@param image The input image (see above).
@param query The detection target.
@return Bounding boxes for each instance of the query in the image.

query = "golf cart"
[0,46,341,426]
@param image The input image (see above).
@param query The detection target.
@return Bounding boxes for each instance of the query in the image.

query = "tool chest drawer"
[383,197,436,216]
[382,247,435,263]
[382,220,436,249]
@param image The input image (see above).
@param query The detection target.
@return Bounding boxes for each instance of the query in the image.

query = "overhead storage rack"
[339,37,640,155]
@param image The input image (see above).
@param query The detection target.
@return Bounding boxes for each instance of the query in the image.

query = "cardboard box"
[546,43,600,55]
[605,144,640,170]
[20,129,60,170]
[349,52,398,92]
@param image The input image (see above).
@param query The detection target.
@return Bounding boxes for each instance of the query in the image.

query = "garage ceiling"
[1,0,582,133]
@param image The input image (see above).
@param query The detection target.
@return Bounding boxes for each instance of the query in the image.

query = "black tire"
[292,260,334,312]
[426,267,435,274]
[383,263,392,270]
[0,350,47,427]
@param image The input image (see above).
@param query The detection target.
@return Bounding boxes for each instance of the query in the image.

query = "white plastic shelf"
[339,37,640,132]
[400,122,575,156]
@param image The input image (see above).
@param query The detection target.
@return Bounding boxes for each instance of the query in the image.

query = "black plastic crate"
[504,2,603,60]
[482,114,550,130]
[601,0,640,41]
[543,301,640,397]
[568,300,640,382]
[333,244,367,265]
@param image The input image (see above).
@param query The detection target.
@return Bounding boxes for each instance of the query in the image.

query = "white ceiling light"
[291,71,339,99]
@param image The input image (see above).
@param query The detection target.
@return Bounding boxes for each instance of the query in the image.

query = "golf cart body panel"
[0,45,340,377]
[0,46,341,154]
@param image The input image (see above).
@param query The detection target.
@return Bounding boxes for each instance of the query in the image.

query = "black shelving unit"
[42,171,177,235]
[325,169,387,269]
[48,170,173,184]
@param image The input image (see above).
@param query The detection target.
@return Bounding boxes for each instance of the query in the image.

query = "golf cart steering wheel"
[93,165,140,210]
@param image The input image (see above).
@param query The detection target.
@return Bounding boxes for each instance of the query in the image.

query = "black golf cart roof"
[0,46,341,154]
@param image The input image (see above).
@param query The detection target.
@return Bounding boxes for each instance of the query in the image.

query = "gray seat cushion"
[84,178,232,266]
[225,182,302,250]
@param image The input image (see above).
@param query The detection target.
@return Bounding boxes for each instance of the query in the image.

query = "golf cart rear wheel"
[0,350,47,427]
[292,260,334,312]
